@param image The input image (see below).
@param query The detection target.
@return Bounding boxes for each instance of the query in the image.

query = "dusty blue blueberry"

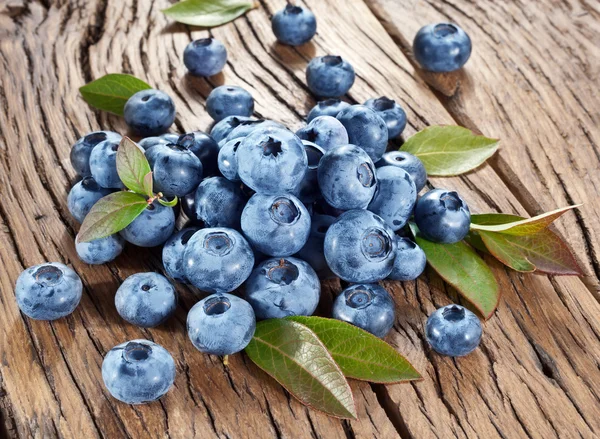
[332,283,395,338]
[317,144,377,210]
[89,138,126,189]
[237,126,307,194]
[162,227,201,283]
[296,213,335,276]
[206,85,254,122]
[210,116,254,143]
[120,201,176,247]
[241,193,311,257]
[146,143,203,198]
[307,99,350,122]
[388,237,426,281]
[187,293,256,355]
[306,55,355,98]
[138,136,171,150]
[324,210,396,283]
[67,177,113,223]
[194,177,247,229]
[183,228,254,293]
[336,105,388,162]
[413,23,472,72]
[102,340,176,404]
[177,131,220,176]
[181,192,204,225]
[75,233,125,265]
[296,116,348,151]
[295,141,324,204]
[364,97,407,139]
[217,138,242,181]
[184,38,227,77]
[160,133,180,143]
[272,4,317,46]
[71,131,121,177]
[245,257,320,319]
[114,273,177,327]
[15,263,82,320]
[124,89,176,136]
[414,189,471,243]
[368,166,417,231]
[426,304,482,356]
[376,151,427,192]
[224,119,284,143]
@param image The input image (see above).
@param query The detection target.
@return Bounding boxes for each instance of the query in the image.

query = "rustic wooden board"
[0,0,598,438]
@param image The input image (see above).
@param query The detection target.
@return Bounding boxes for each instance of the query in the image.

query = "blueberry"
[206,85,254,122]
[224,119,285,143]
[245,257,320,319]
[184,228,254,293]
[324,210,396,283]
[241,193,311,257]
[296,213,336,276]
[317,144,377,210]
[102,340,176,404]
[160,133,181,143]
[413,23,472,72]
[124,89,176,136]
[368,166,417,231]
[67,177,113,223]
[162,227,201,283]
[89,138,126,189]
[194,177,247,229]
[146,143,203,197]
[75,233,125,265]
[336,105,388,162]
[210,116,254,143]
[295,141,324,204]
[181,191,203,225]
[187,293,256,355]
[307,99,351,122]
[217,138,242,181]
[376,151,427,192]
[15,263,83,320]
[426,304,482,356]
[184,37,227,77]
[272,4,317,46]
[296,115,349,151]
[120,201,176,247]
[388,237,426,281]
[332,284,395,338]
[177,131,220,176]
[364,97,407,139]
[306,55,355,98]
[71,131,122,177]
[414,189,471,243]
[237,126,307,194]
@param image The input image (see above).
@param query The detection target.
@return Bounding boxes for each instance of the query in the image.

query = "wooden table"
[1,0,599,437]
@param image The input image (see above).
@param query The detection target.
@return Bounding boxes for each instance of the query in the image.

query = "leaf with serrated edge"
[287,316,421,383]
[401,125,499,176]
[245,319,357,419]
[142,172,154,198]
[79,74,151,116]
[410,223,499,319]
[78,192,148,243]
[117,137,152,195]
[162,0,254,27]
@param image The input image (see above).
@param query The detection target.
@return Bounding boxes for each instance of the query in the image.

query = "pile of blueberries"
[14,4,480,405]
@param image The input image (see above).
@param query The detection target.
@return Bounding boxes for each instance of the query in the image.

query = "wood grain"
[0,0,598,438]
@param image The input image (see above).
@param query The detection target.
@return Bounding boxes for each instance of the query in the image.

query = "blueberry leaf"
[162,0,256,27]
[286,316,422,383]
[244,319,357,419]
[142,172,154,198]
[158,196,178,207]
[77,192,148,243]
[409,223,499,319]
[116,137,152,195]
[79,74,151,116]
[401,125,499,176]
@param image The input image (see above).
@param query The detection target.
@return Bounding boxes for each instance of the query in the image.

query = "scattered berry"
[414,189,471,243]
[272,4,317,46]
[426,304,482,356]
[413,23,472,72]
[306,55,355,97]
[124,89,176,136]
[206,85,254,122]
[184,38,227,77]
[76,233,125,265]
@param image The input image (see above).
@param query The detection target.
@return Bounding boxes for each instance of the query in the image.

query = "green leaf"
[287,316,421,384]
[401,126,499,176]
[410,223,499,319]
[77,192,148,243]
[470,205,581,235]
[79,74,151,116]
[116,137,152,195]
[162,0,255,27]
[245,319,357,419]
[158,196,178,207]
[142,172,154,198]
[469,213,523,226]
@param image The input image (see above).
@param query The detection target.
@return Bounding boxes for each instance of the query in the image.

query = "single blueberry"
[296,115,349,151]
[413,23,472,72]
[120,201,176,247]
[138,136,172,151]
[307,99,351,122]
[295,141,324,204]
[160,133,181,143]
[15,263,83,320]
[181,191,204,225]
[224,119,285,143]
[70,131,122,177]
[184,38,228,77]
[306,55,355,98]
[272,4,317,46]
[336,105,389,162]
[124,89,176,136]
[194,176,247,229]
[206,85,254,122]
[210,116,254,143]
[364,97,407,139]
[89,138,126,189]
[388,237,426,281]
[217,138,243,182]
[426,304,482,356]
[162,227,201,283]
[332,283,395,338]
[102,339,176,404]
[67,177,113,223]
[75,233,125,265]
[414,189,471,243]
[295,213,336,276]
[177,131,220,176]
[368,166,417,231]
[145,143,203,198]
[376,151,427,192]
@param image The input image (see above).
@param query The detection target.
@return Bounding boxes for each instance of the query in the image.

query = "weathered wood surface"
[0,0,598,438]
